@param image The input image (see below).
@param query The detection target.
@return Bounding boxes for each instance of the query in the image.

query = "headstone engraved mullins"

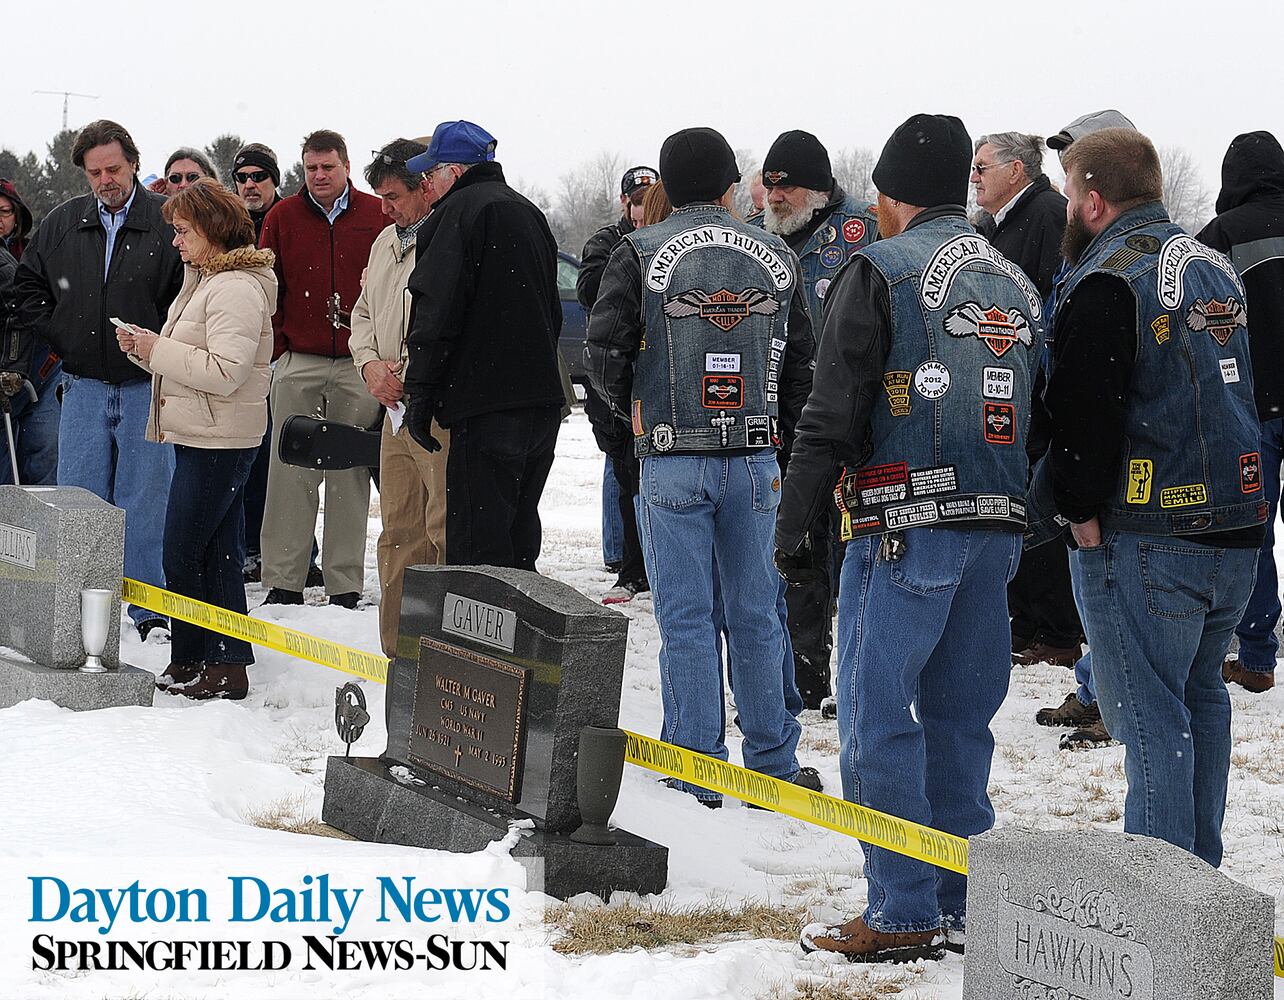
[323,565,668,900]
[996,874,1154,1000]
[963,828,1274,1000]
[408,637,529,801]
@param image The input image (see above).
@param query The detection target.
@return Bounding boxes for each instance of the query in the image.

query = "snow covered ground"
[1,410,1281,999]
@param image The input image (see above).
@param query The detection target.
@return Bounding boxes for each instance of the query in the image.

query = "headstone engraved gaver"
[323,565,667,899]
[962,828,1274,1000]
[0,485,154,710]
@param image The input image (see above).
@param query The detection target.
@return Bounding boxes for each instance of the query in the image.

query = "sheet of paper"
[388,401,405,435]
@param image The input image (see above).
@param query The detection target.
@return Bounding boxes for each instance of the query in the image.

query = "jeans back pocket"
[644,456,707,511]
[1138,541,1218,620]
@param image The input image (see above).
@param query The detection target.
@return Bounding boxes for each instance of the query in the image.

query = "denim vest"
[752,194,878,334]
[835,214,1045,539]
[627,204,797,457]
[1058,203,1265,536]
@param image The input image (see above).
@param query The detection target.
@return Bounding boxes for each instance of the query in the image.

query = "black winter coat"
[7,187,182,383]
[0,246,17,371]
[577,215,632,310]
[404,162,564,426]
[989,175,1067,299]
[1197,131,1284,421]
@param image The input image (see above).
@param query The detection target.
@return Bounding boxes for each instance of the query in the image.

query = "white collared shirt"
[992,182,1032,228]
[309,184,350,225]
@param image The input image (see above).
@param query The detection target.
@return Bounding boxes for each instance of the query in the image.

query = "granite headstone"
[0,485,153,710]
[323,565,668,899]
[963,828,1274,1000]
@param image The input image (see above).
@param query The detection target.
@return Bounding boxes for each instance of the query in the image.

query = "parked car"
[557,251,588,385]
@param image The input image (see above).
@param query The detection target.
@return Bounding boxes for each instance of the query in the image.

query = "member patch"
[1160,483,1208,508]
[632,400,644,437]
[704,352,741,373]
[854,462,910,506]
[842,218,867,243]
[745,415,771,448]
[815,278,831,300]
[1126,234,1162,254]
[816,224,837,245]
[944,302,1035,358]
[646,226,793,292]
[664,287,781,331]
[1187,297,1247,347]
[885,501,939,530]
[1151,314,1171,346]
[910,465,957,497]
[651,423,675,452]
[1220,358,1240,383]
[883,371,912,416]
[703,374,743,409]
[1241,452,1262,493]
[914,361,951,400]
[977,496,1011,518]
[983,402,1016,445]
[982,366,1014,400]
[709,412,737,446]
[920,234,1043,319]
[1157,235,1242,309]
[820,245,845,268]
[1126,459,1153,505]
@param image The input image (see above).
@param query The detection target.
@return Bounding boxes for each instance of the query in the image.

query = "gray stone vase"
[570,726,627,846]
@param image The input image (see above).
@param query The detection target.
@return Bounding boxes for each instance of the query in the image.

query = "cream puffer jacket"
[132,246,278,448]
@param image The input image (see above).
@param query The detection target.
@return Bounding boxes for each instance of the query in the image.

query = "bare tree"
[831,146,876,203]
[547,151,623,253]
[1159,145,1214,233]
[732,147,759,219]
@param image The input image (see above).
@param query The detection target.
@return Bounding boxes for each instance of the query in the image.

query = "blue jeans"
[1234,416,1283,675]
[639,452,801,800]
[601,455,624,565]
[0,359,61,486]
[836,528,1021,932]
[164,445,257,665]
[1071,531,1256,867]
[57,376,174,626]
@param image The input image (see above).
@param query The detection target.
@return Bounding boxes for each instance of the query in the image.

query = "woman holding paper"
[116,178,276,700]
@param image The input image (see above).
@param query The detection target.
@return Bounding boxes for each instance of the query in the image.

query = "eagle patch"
[663,287,781,331]
[943,302,1035,358]
[1186,298,1247,347]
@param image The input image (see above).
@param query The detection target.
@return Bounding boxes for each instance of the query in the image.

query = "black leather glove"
[405,395,441,453]
[774,534,823,587]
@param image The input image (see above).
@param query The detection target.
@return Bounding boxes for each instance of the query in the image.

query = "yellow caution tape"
[122,579,1284,975]
[621,728,968,875]
[121,579,387,684]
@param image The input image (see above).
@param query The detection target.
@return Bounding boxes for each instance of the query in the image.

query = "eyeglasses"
[971,160,1014,176]
[370,151,405,166]
[168,172,202,185]
[234,169,272,184]
[0,207,14,217]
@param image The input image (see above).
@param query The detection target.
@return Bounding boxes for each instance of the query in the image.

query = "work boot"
[1223,658,1275,693]
[156,662,202,692]
[602,578,647,605]
[1013,641,1082,668]
[820,695,837,720]
[178,664,249,701]
[1035,691,1101,728]
[261,588,304,606]
[306,564,325,589]
[328,592,360,609]
[1059,717,1114,751]
[800,915,945,964]
[137,617,170,643]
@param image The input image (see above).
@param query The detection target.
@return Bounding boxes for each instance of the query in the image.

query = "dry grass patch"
[762,964,931,999]
[546,899,805,955]
[244,794,356,840]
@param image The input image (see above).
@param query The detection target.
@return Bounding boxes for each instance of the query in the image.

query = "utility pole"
[33,90,99,131]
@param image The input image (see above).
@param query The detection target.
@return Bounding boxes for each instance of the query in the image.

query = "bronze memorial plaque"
[407,636,531,801]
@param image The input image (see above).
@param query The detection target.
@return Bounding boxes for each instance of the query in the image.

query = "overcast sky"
[7,0,1278,201]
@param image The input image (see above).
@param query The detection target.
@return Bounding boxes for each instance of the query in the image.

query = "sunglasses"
[235,169,272,184]
[971,160,1014,175]
[168,172,202,185]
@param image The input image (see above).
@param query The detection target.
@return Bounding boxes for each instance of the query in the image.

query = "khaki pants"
[261,351,382,594]
[377,412,449,658]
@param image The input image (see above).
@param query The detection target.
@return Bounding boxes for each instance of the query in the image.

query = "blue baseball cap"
[406,121,498,173]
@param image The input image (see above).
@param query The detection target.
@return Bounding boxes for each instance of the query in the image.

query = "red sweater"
[259,186,387,359]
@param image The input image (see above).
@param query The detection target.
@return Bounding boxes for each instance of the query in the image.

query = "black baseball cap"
[621,166,658,196]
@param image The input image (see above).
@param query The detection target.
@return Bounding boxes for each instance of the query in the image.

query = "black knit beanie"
[762,130,833,191]
[871,114,972,208]
[659,128,741,208]
[231,144,282,188]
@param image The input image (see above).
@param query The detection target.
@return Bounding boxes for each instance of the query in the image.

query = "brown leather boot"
[156,662,202,692]
[177,664,249,701]
[1035,691,1101,728]
[1223,658,1275,693]
[800,915,944,963]
[1012,641,1082,668]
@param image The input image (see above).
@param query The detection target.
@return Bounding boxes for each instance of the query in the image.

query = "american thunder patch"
[1186,297,1247,347]
[664,287,781,331]
[944,303,1035,359]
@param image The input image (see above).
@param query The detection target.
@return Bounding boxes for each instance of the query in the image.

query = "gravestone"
[0,485,154,710]
[323,565,667,899]
[963,828,1274,1000]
